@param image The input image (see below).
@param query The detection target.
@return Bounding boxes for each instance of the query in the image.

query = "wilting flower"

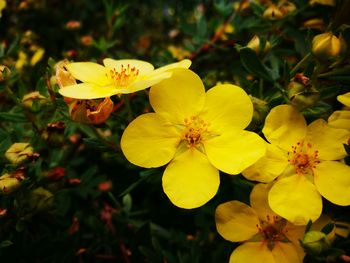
[243,105,350,225]
[58,58,191,99]
[56,60,114,124]
[328,92,350,130]
[121,69,266,208]
[215,183,305,263]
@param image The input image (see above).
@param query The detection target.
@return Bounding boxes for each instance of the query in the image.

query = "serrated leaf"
[239,48,274,82]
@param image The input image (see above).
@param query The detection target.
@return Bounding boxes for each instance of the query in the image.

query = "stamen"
[108,64,139,87]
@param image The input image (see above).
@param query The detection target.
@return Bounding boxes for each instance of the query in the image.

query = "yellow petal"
[338,92,350,107]
[263,105,307,151]
[162,148,219,209]
[250,183,277,221]
[65,62,110,86]
[58,83,117,99]
[125,71,172,93]
[243,143,289,183]
[284,223,306,260]
[102,58,154,74]
[268,175,322,225]
[150,69,206,124]
[229,243,274,263]
[306,119,349,160]
[328,110,350,130]
[271,242,303,263]
[200,84,253,133]
[314,161,350,206]
[215,201,259,242]
[151,59,192,75]
[121,113,180,168]
[205,130,266,174]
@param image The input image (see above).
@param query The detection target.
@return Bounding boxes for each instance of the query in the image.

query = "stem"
[290,53,312,77]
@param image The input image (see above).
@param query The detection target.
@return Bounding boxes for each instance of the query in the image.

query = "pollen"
[287,140,320,175]
[182,116,210,148]
[107,64,139,87]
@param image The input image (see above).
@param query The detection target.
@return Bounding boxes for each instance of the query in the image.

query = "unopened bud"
[278,1,296,15]
[5,143,34,166]
[288,74,320,110]
[0,65,11,81]
[312,32,341,60]
[0,173,23,194]
[263,5,284,20]
[302,18,325,31]
[22,91,47,110]
[248,96,269,130]
[247,35,271,55]
[28,187,54,212]
[302,230,330,255]
[310,0,335,6]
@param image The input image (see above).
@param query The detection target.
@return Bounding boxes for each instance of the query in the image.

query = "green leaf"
[0,112,27,122]
[0,240,13,248]
[321,223,335,235]
[239,48,274,82]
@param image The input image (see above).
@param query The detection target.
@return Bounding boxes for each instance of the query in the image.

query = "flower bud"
[301,230,331,255]
[22,91,47,110]
[263,5,284,20]
[302,18,325,31]
[287,79,320,110]
[5,143,34,166]
[249,96,269,130]
[0,65,11,81]
[68,97,114,125]
[278,1,296,15]
[310,0,335,6]
[312,32,341,60]
[0,173,21,194]
[27,187,54,212]
[247,35,271,55]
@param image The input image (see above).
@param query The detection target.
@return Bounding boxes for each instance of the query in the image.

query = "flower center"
[257,215,288,251]
[182,116,210,148]
[287,140,320,175]
[108,64,139,87]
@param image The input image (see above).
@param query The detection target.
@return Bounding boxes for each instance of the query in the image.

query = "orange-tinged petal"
[205,130,266,174]
[121,113,180,168]
[162,148,219,209]
[263,105,307,151]
[328,110,350,130]
[306,119,349,160]
[65,62,110,86]
[243,143,288,183]
[314,161,350,206]
[271,242,303,263]
[338,92,350,107]
[268,175,322,225]
[201,84,253,133]
[229,243,274,263]
[215,201,259,242]
[250,183,277,221]
[103,58,154,74]
[150,69,206,124]
[59,83,117,99]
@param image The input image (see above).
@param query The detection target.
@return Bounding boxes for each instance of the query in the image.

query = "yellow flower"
[58,58,191,99]
[312,32,341,60]
[215,183,305,263]
[0,0,6,18]
[243,105,350,225]
[121,69,266,209]
[328,92,350,130]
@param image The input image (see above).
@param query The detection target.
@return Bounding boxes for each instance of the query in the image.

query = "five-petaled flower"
[243,105,350,225]
[121,69,266,209]
[58,58,191,99]
[215,183,305,263]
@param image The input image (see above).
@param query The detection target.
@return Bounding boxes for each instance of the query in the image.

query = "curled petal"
[65,62,110,86]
